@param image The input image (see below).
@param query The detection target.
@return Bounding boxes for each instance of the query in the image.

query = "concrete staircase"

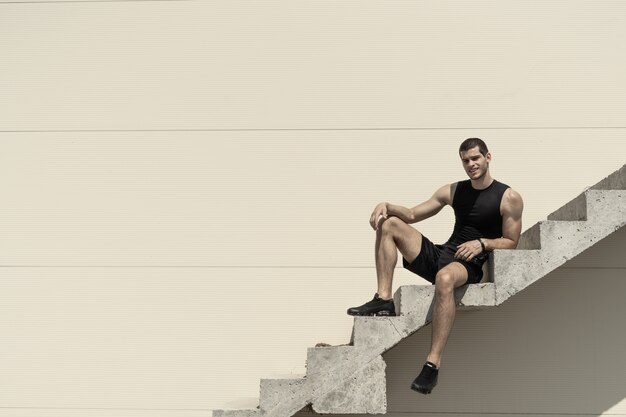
[213,163,626,417]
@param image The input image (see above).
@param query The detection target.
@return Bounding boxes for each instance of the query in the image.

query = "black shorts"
[402,235,486,285]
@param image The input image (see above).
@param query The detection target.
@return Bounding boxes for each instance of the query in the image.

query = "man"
[347,138,523,394]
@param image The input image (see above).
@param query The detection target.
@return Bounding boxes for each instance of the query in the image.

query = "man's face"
[460,146,491,180]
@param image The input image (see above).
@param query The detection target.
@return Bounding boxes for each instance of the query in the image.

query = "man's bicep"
[502,214,522,247]
[501,189,524,246]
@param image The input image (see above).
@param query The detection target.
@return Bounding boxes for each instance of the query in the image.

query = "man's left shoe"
[346,293,396,316]
[410,362,439,394]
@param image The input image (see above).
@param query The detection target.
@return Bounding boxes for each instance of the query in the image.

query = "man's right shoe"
[410,361,439,394]
[347,293,396,316]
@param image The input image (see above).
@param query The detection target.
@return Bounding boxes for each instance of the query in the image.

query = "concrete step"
[305,345,387,414]
[455,282,497,308]
[306,345,356,379]
[585,189,626,223]
[517,222,541,250]
[518,187,625,250]
[395,283,496,316]
[490,249,542,304]
[213,404,260,417]
[351,316,413,350]
[544,163,625,223]
[544,172,626,224]
[394,284,435,317]
[547,192,588,221]
[259,375,306,411]
[517,219,590,254]
[537,219,589,254]
[310,355,387,415]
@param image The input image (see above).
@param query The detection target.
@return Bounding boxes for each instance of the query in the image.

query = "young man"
[347,138,523,394]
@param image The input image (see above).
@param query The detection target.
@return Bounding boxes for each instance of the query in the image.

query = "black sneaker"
[410,362,439,394]
[347,293,396,316]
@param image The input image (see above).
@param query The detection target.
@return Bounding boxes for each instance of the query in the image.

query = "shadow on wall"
[382,225,626,416]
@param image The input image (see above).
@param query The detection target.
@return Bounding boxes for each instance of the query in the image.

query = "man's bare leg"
[412,262,468,394]
[427,262,468,367]
[348,217,424,316]
[375,217,423,300]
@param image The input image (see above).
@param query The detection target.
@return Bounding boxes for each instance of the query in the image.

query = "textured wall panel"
[0,132,624,266]
[1,1,626,129]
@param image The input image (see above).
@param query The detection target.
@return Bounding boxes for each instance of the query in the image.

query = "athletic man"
[347,138,523,394]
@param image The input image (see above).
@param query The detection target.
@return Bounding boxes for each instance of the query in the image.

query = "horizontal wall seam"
[2,127,626,133]
[0,0,187,3]
[0,407,210,411]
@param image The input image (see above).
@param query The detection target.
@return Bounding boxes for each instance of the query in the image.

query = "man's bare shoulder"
[502,187,524,216]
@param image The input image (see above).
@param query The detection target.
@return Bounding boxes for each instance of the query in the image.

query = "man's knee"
[435,271,456,295]
[381,216,407,235]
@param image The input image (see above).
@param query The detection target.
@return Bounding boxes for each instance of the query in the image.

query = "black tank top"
[444,179,510,247]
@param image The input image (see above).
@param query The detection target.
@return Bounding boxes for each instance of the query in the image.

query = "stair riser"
[306,346,352,376]
[491,249,542,304]
[212,411,259,417]
[311,356,387,414]
[305,346,385,398]
[517,222,541,250]
[540,214,625,261]
[547,192,587,221]
[538,221,593,258]
[394,285,434,316]
[260,379,306,411]
[585,190,626,223]
[396,283,496,315]
[351,316,414,350]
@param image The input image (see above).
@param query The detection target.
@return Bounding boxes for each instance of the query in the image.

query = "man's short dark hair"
[459,138,489,157]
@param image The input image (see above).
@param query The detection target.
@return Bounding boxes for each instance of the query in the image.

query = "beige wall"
[1,1,626,416]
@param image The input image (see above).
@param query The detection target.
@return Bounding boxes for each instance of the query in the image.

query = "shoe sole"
[374,311,396,317]
[410,385,433,395]
[347,311,397,317]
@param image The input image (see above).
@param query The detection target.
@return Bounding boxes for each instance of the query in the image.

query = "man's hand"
[455,240,483,261]
[370,202,388,230]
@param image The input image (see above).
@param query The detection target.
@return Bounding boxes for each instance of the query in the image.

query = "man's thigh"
[386,218,424,264]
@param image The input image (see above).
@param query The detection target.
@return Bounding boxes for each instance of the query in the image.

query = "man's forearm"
[482,237,518,251]
[386,203,415,224]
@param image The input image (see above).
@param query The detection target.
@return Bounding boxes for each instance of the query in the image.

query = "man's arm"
[482,188,524,251]
[370,184,454,230]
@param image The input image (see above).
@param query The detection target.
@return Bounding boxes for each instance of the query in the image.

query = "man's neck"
[470,172,494,190]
